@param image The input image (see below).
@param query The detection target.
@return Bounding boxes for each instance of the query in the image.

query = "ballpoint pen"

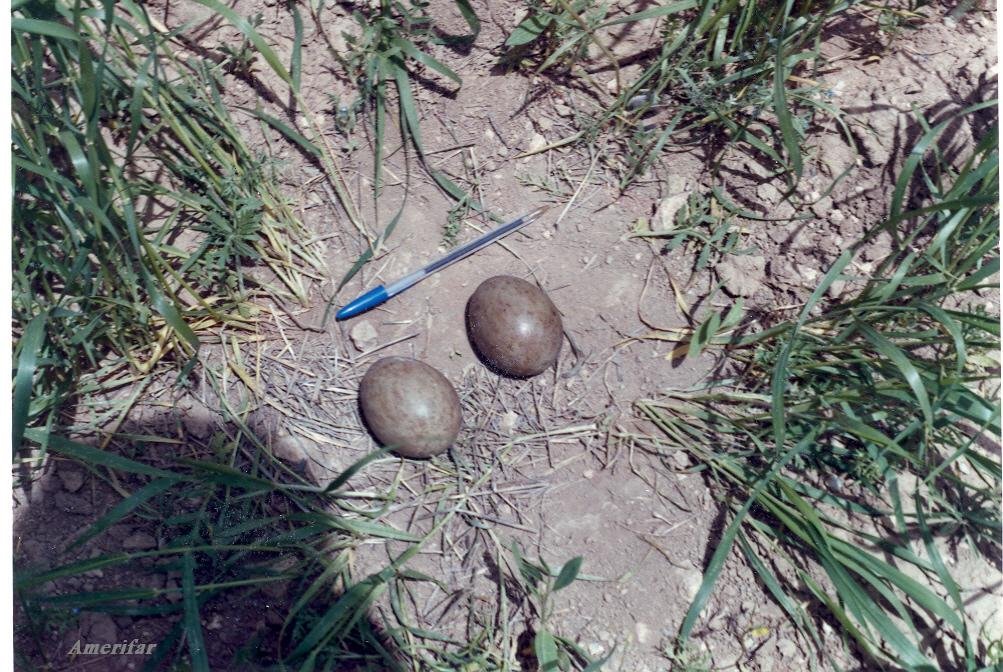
[336,206,549,320]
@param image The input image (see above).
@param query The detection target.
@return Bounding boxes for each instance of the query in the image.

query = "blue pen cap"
[336,285,390,320]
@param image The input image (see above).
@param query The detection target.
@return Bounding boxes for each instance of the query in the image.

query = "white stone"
[498,410,519,436]
[349,320,378,351]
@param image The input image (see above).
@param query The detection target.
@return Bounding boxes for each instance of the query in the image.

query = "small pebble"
[349,321,378,352]
[498,411,519,436]
[527,132,547,153]
[671,450,690,470]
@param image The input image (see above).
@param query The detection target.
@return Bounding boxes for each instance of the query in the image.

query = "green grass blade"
[288,577,384,660]
[24,429,182,479]
[13,312,47,452]
[956,255,999,292]
[451,0,480,38]
[12,17,80,40]
[770,249,854,448]
[148,284,200,351]
[678,427,819,641]
[393,65,423,150]
[856,323,933,427]
[324,517,421,542]
[334,199,406,293]
[915,302,967,373]
[291,3,303,93]
[772,11,802,180]
[182,552,210,671]
[602,0,698,26]
[16,554,131,591]
[323,448,390,493]
[190,0,291,83]
[142,620,184,672]
[69,478,176,550]
[392,36,461,86]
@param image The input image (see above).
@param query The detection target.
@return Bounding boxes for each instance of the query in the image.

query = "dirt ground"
[13,1,1000,670]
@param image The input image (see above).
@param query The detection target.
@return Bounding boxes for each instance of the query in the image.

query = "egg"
[358,357,462,458]
[465,275,563,378]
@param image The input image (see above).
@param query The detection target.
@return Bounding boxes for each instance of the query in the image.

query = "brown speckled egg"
[358,357,462,458]
[466,275,563,378]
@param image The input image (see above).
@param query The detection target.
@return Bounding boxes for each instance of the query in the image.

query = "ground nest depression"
[12,0,1001,670]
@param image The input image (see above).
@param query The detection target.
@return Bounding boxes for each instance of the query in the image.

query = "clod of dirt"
[670,450,691,470]
[777,638,799,658]
[815,132,857,178]
[809,193,834,217]
[349,320,379,352]
[756,181,796,219]
[53,492,94,515]
[358,357,462,458]
[58,469,84,492]
[860,110,900,167]
[770,258,821,290]
[717,255,766,298]
[81,612,118,643]
[861,233,893,262]
[268,429,314,479]
[107,525,133,541]
[466,275,563,378]
[122,532,157,551]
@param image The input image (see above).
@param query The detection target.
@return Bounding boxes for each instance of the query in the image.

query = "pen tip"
[529,204,551,220]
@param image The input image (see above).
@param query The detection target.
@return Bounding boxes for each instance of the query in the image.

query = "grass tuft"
[506,0,860,191]
[635,105,1000,669]
[12,1,326,454]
